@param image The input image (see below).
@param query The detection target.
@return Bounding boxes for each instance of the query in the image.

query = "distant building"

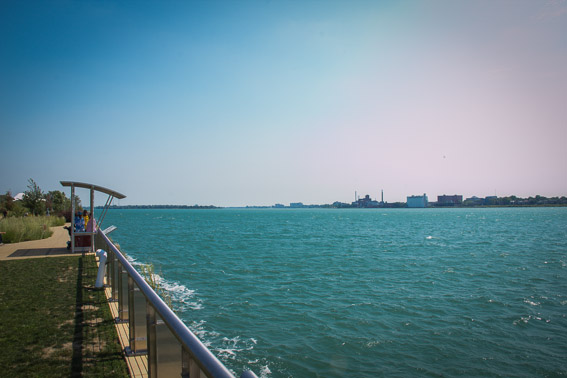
[290,202,304,208]
[437,194,463,206]
[407,194,428,208]
[352,194,379,208]
[465,196,484,205]
[273,203,285,208]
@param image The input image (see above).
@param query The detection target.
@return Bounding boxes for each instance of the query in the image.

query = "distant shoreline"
[95,194,567,210]
[96,204,567,210]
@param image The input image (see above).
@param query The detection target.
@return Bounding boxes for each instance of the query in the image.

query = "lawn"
[0,255,129,377]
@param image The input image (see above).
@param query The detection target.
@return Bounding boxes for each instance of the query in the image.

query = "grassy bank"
[0,255,128,377]
[0,215,65,243]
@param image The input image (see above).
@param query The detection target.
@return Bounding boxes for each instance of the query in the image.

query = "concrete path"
[0,223,76,260]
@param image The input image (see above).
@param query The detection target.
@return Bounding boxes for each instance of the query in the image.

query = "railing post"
[182,347,202,378]
[128,276,147,354]
[190,357,202,377]
[147,303,158,377]
[105,251,111,287]
[182,347,191,378]
[110,252,119,301]
[117,263,129,322]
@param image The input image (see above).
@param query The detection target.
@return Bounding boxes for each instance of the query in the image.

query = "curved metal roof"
[60,181,126,199]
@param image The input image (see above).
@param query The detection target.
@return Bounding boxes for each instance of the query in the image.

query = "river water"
[102,207,567,377]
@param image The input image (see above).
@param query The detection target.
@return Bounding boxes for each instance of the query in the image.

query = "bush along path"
[0,215,66,243]
[0,255,129,377]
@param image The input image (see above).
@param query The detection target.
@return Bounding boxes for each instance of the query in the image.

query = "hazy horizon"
[1,1,566,207]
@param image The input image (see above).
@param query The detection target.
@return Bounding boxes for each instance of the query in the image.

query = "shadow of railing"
[71,256,84,376]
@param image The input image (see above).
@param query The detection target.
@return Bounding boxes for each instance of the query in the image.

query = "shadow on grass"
[71,256,84,377]
[0,255,129,377]
[72,255,129,377]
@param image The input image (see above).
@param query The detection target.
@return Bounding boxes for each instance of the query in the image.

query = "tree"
[74,196,82,212]
[22,178,45,215]
[500,197,511,206]
[0,191,15,216]
[46,190,70,215]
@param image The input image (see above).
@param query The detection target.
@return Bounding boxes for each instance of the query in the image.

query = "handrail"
[96,228,257,378]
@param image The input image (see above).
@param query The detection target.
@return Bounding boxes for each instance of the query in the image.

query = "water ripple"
[105,207,567,377]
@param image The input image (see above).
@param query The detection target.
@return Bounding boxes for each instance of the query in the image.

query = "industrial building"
[352,194,379,208]
[407,194,428,208]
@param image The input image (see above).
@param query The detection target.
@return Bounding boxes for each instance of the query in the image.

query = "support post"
[71,185,75,253]
[90,186,95,253]
[147,304,157,378]
[117,264,129,322]
[181,347,191,378]
[128,276,147,354]
[110,252,119,300]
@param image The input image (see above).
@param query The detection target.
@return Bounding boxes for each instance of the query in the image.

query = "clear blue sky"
[1,0,566,206]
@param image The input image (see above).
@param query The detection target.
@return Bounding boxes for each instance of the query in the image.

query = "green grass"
[0,255,129,377]
[0,215,65,243]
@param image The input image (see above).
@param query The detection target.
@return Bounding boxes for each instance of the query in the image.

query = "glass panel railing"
[128,277,147,353]
[118,265,129,322]
[156,315,182,375]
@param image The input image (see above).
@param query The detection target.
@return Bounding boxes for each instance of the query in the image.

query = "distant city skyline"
[3,185,565,209]
[1,1,566,207]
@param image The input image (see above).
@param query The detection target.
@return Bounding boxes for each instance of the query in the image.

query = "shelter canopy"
[60,181,126,199]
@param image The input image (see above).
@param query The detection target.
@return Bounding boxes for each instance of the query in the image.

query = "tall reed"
[139,262,174,310]
[0,215,65,243]
[112,242,174,310]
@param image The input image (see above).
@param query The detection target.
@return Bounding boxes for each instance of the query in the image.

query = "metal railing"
[95,228,258,378]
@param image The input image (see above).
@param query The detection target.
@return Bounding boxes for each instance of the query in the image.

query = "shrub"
[138,262,174,310]
[8,201,27,217]
[111,243,174,311]
[0,215,65,243]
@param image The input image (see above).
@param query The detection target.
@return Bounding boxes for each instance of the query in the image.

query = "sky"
[1,0,566,207]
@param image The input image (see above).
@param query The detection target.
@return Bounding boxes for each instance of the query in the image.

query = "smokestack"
[381,189,384,203]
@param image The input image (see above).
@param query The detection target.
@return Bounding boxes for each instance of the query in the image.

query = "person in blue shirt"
[74,211,85,232]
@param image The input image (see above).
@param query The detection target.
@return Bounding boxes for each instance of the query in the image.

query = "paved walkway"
[0,223,76,260]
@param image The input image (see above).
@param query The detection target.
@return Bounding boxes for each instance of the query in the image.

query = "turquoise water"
[103,208,567,377]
